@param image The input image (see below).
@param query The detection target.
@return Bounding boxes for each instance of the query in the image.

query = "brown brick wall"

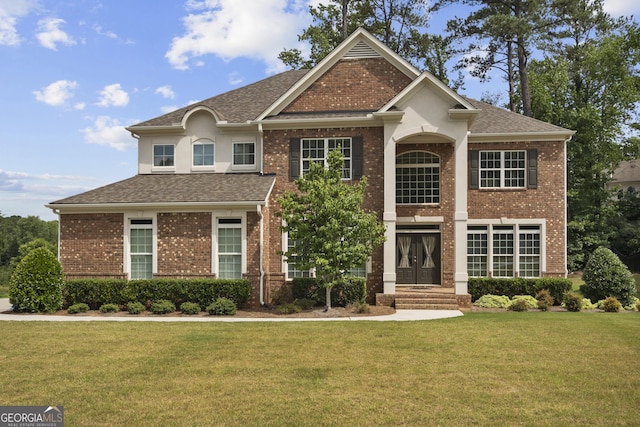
[468,141,566,276]
[263,127,385,303]
[284,58,412,113]
[157,212,212,277]
[59,213,125,279]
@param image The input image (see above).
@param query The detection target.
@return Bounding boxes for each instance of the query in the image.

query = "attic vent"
[345,41,381,58]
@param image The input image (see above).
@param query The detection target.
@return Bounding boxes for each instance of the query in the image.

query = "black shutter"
[352,136,363,180]
[527,149,538,189]
[289,138,300,181]
[469,150,479,189]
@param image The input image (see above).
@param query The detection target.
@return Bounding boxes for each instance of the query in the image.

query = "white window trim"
[124,213,158,279]
[395,150,441,205]
[300,137,352,180]
[152,144,176,172]
[467,218,546,278]
[231,141,256,171]
[212,211,247,278]
[479,150,526,189]
[191,138,215,172]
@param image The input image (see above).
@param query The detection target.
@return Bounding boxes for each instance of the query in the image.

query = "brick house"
[47,29,573,309]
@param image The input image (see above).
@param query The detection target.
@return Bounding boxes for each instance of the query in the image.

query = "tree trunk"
[325,286,332,310]
[517,38,532,117]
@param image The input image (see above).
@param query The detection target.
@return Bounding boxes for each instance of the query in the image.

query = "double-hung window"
[396,151,440,204]
[130,219,153,279]
[286,236,312,279]
[467,224,541,278]
[218,219,242,279]
[301,137,352,179]
[153,144,175,168]
[480,150,526,189]
[193,140,214,167]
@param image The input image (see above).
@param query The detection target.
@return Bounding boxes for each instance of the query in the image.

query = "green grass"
[1,313,639,426]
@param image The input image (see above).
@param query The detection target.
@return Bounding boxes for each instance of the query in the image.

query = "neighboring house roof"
[48,174,276,207]
[607,159,640,190]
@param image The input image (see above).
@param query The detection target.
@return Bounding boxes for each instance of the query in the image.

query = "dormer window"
[153,144,174,168]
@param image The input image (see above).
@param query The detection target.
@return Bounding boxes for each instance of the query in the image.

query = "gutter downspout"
[257,204,266,306]
[258,122,264,175]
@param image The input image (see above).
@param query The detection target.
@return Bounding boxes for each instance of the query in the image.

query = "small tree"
[9,247,63,312]
[278,148,386,309]
[581,247,636,306]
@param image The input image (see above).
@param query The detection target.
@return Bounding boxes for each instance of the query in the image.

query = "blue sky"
[1,0,638,221]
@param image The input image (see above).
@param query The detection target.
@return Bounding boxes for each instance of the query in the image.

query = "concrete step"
[395,303,460,310]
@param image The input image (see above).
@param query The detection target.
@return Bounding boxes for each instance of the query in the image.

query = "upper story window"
[396,151,440,204]
[233,142,255,167]
[469,149,537,190]
[153,144,174,168]
[301,137,352,179]
[193,140,214,167]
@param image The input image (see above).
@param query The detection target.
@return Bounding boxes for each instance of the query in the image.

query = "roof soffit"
[256,28,420,121]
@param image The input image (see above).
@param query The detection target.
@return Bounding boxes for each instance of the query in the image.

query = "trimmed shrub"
[474,294,511,309]
[563,292,583,312]
[626,296,640,311]
[180,302,201,315]
[535,289,554,311]
[9,247,63,313]
[63,279,130,309]
[126,301,145,314]
[511,295,539,309]
[67,303,89,314]
[206,297,237,315]
[581,298,596,310]
[150,299,176,314]
[291,277,366,307]
[278,303,302,314]
[293,298,316,310]
[99,303,119,313]
[271,284,293,305]
[509,298,529,311]
[602,296,622,313]
[581,247,636,306]
[469,278,571,305]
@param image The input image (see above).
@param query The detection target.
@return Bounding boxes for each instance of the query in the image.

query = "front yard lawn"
[1,312,639,426]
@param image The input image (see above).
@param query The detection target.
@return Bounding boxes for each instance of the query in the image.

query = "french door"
[396,233,441,285]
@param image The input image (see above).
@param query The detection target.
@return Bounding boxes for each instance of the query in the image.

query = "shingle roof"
[49,173,276,206]
[465,97,569,135]
[132,69,310,127]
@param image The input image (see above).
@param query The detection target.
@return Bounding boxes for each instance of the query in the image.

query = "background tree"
[278,149,386,309]
[528,3,640,270]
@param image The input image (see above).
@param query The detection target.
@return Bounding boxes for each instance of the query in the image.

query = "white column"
[383,129,397,294]
[454,131,469,294]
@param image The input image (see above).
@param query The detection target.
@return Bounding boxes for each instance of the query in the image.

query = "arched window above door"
[396,151,440,204]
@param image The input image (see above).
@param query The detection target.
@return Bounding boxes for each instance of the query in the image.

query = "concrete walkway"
[0,299,463,322]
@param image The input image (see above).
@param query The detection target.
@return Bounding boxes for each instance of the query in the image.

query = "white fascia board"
[47,201,268,214]
[126,125,185,136]
[469,131,576,143]
[256,28,420,121]
[257,115,379,130]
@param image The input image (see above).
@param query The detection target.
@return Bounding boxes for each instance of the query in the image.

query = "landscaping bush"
[9,247,63,313]
[535,289,554,311]
[293,298,316,310]
[563,292,583,312]
[271,284,293,305]
[180,302,201,315]
[469,278,571,304]
[99,303,119,313]
[348,301,370,314]
[67,303,89,314]
[278,303,302,314]
[126,301,145,314]
[626,296,640,311]
[206,297,237,315]
[509,298,529,311]
[473,294,511,309]
[636,299,640,312]
[63,279,130,309]
[150,299,176,314]
[581,298,597,310]
[511,295,539,309]
[291,277,366,307]
[581,247,636,306]
[601,296,622,312]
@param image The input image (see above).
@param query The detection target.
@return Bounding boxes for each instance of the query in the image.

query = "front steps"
[394,286,460,310]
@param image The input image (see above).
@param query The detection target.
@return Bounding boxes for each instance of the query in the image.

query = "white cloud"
[227,72,243,85]
[160,105,178,114]
[602,0,640,17]
[165,0,312,73]
[0,0,39,46]
[155,85,175,99]
[33,79,78,107]
[36,17,76,50]
[97,83,129,107]
[81,116,136,151]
